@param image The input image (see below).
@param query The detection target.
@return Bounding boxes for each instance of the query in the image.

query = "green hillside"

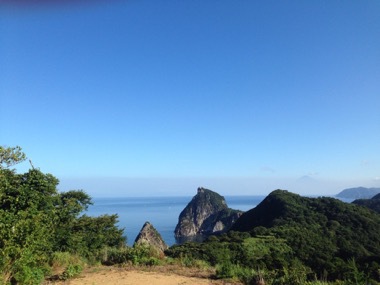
[352,192,380,213]
[231,190,380,278]
[168,190,380,283]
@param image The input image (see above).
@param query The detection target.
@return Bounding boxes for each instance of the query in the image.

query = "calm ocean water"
[86,195,266,246]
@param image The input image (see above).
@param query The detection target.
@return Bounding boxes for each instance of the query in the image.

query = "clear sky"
[1,0,379,197]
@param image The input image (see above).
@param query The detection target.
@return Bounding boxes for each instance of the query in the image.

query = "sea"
[86,196,266,246]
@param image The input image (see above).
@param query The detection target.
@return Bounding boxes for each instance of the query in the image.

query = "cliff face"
[174,187,243,238]
[134,222,168,253]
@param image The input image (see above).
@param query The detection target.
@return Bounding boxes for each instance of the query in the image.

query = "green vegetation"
[0,146,26,170]
[353,193,380,213]
[0,146,126,284]
[167,190,380,284]
[166,233,308,284]
[2,147,380,284]
[101,244,164,266]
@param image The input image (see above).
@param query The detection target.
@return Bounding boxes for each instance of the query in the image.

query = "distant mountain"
[352,192,380,213]
[335,187,380,199]
[297,175,316,182]
[174,187,242,238]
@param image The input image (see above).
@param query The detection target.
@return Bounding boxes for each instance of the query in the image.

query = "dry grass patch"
[46,264,242,285]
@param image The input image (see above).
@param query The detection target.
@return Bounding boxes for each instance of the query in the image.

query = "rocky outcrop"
[174,187,243,238]
[134,222,168,253]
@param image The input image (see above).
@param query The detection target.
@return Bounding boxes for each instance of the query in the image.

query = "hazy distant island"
[335,186,380,199]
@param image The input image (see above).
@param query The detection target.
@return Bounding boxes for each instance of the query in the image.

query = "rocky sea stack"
[134,222,168,253]
[174,187,243,238]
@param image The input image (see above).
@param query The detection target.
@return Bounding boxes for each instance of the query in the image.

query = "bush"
[8,248,50,285]
[128,244,164,266]
[215,262,235,279]
[12,266,45,285]
[100,246,130,265]
[49,252,85,281]
[178,254,198,267]
[215,264,270,285]
[59,264,83,280]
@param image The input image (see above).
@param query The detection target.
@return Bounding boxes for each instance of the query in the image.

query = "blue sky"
[1,1,379,196]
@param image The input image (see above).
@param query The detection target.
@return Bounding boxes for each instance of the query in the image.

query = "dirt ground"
[49,266,239,285]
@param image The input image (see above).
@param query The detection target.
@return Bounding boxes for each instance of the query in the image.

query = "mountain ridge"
[352,192,380,213]
[336,187,380,199]
[230,189,380,269]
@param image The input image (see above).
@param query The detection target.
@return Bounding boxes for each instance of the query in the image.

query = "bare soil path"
[49,265,240,285]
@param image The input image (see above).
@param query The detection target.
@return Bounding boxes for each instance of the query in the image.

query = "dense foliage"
[353,194,380,213]
[3,147,380,284]
[166,232,314,284]
[232,190,380,280]
[167,190,380,284]
[0,146,126,284]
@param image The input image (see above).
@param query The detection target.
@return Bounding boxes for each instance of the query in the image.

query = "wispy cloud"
[361,160,371,166]
[260,166,275,173]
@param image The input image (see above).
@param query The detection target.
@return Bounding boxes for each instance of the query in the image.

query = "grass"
[44,251,380,285]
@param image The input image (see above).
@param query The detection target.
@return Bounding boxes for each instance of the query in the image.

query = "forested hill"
[352,192,380,213]
[168,190,380,281]
[232,189,380,233]
[230,190,380,274]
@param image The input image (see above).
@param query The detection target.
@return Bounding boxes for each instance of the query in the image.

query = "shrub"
[100,246,130,265]
[49,252,86,281]
[59,264,83,280]
[8,248,50,285]
[179,254,192,267]
[215,264,271,285]
[128,244,163,265]
[215,262,235,279]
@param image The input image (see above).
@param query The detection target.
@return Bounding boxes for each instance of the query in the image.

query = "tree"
[0,168,56,284]
[0,146,26,169]
[0,146,126,284]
